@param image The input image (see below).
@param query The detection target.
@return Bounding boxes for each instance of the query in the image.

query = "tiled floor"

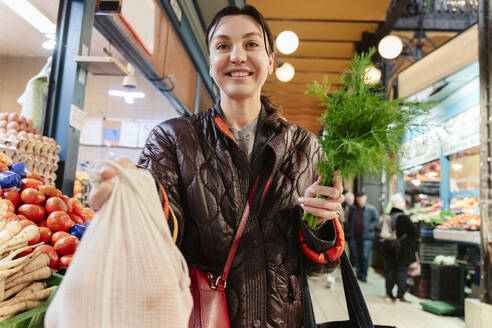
[308,269,466,328]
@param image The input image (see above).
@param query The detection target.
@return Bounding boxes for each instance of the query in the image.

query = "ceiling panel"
[268,20,379,41]
[291,41,354,58]
[267,72,341,84]
[248,0,392,21]
[276,57,350,72]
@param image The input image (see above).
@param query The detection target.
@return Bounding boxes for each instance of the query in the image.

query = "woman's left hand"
[298,171,344,226]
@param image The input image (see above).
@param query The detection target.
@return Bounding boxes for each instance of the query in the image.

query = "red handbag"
[187,176,260,328]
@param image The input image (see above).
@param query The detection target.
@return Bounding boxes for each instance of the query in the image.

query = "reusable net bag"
[45,162,192,327]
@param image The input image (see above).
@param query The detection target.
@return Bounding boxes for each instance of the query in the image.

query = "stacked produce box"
[0,113,61,186]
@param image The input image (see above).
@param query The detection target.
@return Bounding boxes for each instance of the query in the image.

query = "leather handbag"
[186,176,261,328]
[303,252,396,328]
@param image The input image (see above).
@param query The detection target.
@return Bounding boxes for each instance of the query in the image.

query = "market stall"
[396,25,481,310]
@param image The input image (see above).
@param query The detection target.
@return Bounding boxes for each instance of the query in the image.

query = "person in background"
[384,193,417,303]
[342,191,354,232]
[348,192,379,282]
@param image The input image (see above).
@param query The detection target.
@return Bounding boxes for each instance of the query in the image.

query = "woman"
[90,5,345,327]
[384,193,417,303]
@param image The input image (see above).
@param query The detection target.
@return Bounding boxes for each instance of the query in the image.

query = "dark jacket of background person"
[138,103,339,328]
[348,203,379,241]
[388,208,417,265]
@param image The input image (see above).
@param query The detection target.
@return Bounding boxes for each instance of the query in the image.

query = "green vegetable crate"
[0,273,63,328]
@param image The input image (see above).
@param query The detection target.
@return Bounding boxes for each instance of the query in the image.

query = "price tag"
[70,104,87,131]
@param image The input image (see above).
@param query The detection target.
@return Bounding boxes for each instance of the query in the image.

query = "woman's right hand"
[88,158,137,210]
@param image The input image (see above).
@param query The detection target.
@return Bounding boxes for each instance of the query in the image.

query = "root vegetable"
[3,286,56,307]
[1,242,43,258]
[0,300,44,317]
[0,276,4,301]
[2,282,29,301]
[16,282,46,297]
[0,222,22,250]
[5,266,51,289]
[7,226,39,248]
[7,254,50,282]
[0,252,34,270]
[0,220,7,232]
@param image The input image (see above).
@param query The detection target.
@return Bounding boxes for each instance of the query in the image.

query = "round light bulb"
[364,66,381,85]
[275,62,295,82]
[378,35,403,60]
[276,31,299,55]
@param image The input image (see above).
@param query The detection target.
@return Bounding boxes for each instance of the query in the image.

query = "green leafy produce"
[302,48,431,228]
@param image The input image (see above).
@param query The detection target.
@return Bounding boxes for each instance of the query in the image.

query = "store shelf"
[433,229,480,245]
[450,189,480,199]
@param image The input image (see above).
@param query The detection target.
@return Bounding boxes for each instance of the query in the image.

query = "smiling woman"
[89,5,346,328]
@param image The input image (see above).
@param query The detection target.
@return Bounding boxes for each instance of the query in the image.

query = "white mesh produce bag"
[45,162,192,327]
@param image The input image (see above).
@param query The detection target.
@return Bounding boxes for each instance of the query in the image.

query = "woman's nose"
[230,45,246,64]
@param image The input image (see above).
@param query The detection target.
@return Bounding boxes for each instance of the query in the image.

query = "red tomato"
[38,227,52,244]
[34,245,58,268]
[45,197,68,214]
[51,231,70,245]
[47,211,74,232]
[82,208,95,220]
[14,248,32,259]
[20,219,36,229]
[2,212,19,221]
[57,254,73,269]
[18,204,46,223]
[60,195,72,213]
[3,190,20,208]
[38,186,62,198]
[70,214,84,225]
[21,188,46,205]
[21,178,43,190]
[54,236,79,256]
[28,226,41,246]
[69,198,84,216]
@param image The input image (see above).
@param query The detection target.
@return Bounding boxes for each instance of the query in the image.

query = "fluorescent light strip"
[3,0,56,34]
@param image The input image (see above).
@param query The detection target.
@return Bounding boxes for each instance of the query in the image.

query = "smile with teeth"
[227,71,253,77]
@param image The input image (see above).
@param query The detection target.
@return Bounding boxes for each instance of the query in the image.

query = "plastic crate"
[0,273,63,328]
[419,241,458,264]
[409,276,430,299]
[430,264,463,303]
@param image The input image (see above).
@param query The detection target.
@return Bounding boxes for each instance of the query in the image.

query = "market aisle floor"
[308,269,465,328]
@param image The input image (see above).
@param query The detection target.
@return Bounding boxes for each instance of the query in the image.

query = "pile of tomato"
[2,177,95,271]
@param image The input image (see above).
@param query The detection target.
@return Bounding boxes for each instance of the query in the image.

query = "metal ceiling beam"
[394,15,477,31]
[356,0,410,54]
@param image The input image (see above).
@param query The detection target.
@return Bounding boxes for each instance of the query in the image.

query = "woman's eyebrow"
[212,32,262,41]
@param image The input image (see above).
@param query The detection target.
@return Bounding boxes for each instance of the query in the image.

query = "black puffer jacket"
[138,104,339,328]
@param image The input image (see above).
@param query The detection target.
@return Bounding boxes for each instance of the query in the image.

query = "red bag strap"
[221,174,261,284]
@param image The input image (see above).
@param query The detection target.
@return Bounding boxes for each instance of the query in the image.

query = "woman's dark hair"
[206,5,283,131]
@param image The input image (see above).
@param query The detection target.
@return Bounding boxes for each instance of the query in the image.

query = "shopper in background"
[89,5,345,328]
[384,193,417,303]
[347,192,379,282]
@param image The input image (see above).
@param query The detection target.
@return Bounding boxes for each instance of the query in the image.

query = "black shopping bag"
[303,252,396,328]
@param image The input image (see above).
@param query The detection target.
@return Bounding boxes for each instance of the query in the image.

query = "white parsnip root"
[5,266,51,290]
[0,220,55,321]
[7,226,39,248]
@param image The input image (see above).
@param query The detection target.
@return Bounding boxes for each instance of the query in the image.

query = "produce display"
[73,171,89,200]
[450,197,480,213]
[436,213,480,231]
[0,113,61,186]
[0,155,94,272]
[0,218,57,322]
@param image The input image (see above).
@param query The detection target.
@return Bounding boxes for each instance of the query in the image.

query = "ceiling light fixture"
[276,31,299,55]
[108,90,145,104]
[452,163,463,171]
[42,33,56,50]
[3,0,56,34]
[378,35,403,60]
[275,62,295,82]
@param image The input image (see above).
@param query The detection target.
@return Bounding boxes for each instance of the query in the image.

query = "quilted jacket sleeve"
[138,124,185,247]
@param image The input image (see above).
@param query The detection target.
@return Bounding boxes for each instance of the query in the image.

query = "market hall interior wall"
[0,55,48,113]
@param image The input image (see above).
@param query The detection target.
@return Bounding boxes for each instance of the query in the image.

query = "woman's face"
[208,15,274,101]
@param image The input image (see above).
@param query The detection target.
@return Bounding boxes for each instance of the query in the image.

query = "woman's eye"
[247,41,259,48]
[216,44,228,50]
